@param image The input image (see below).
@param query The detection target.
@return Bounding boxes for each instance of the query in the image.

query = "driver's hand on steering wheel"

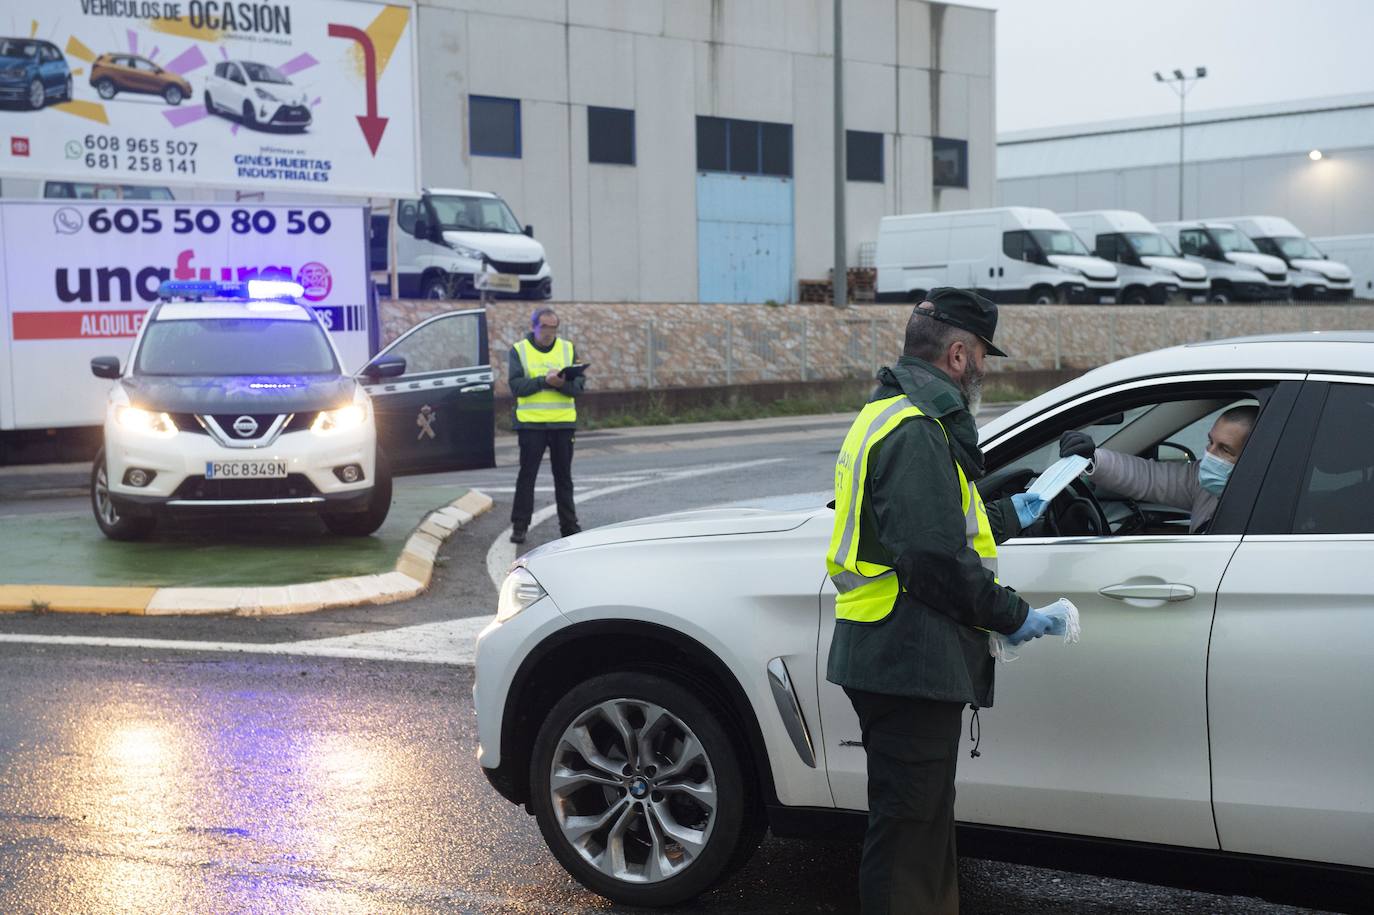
[1059,430,1096,460]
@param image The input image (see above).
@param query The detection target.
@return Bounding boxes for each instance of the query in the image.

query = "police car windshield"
[136,319,338,376]
[1125,233,1180,257]
[1030,229,1092,257]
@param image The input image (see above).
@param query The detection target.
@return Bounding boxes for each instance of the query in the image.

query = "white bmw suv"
[476,332,1374,910]
[90,280,403,540]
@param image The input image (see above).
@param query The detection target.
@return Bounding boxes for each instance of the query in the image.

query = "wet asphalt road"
[0,415,1348,913]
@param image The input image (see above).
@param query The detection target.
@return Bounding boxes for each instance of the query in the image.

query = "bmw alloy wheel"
[549,697,718,884]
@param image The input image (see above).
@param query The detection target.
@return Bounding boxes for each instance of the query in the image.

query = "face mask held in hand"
[1198,451,1234,496]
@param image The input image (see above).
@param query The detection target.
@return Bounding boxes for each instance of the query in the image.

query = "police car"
[89,279,405,540]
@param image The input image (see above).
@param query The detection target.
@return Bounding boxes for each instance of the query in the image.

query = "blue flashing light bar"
[158,279,304,302]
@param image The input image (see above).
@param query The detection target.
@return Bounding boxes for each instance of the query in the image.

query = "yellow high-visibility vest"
[826,394,997,623]
[514,338,576,424]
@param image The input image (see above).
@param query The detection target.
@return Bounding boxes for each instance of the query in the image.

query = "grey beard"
[961,367,985,417]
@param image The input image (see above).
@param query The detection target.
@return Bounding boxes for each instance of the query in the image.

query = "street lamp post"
[1154,66,1207,220]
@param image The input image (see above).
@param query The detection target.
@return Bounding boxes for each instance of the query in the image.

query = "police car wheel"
[321,453,392,536]
[90,449,156,541]
[528,671,762,907]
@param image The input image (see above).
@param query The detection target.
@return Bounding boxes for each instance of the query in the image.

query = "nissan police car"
[89,279,405,540]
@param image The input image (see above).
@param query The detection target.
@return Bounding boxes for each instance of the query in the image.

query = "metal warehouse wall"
[414,0,998,303]
[998,146,1374,236]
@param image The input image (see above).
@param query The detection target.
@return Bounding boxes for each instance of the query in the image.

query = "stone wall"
[378,300,1374,397]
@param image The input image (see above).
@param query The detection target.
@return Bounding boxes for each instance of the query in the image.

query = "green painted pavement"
[0,484,471,588]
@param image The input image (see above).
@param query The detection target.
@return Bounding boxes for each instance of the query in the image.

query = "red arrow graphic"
[328,23,388,156]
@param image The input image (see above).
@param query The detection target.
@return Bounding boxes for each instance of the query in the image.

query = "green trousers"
[845,689,965,915]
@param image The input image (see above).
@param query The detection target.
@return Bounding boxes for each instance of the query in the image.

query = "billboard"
[0,0,418,197]
[0,199,373,430]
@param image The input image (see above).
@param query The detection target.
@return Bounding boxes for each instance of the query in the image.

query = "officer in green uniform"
[826,287,1066,914]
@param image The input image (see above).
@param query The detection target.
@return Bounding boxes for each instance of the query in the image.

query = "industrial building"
[997,93,1374,238]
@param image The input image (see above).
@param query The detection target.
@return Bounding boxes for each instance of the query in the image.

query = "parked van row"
[876,206,1356,305]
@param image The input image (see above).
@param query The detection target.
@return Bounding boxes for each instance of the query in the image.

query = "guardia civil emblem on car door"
[416,405,437,440]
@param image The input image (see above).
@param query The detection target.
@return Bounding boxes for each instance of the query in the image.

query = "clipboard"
[558,362,590,380]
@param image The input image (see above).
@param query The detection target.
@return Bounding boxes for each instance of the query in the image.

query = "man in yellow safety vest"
[508,307,586,544]
[826,288,1068,913]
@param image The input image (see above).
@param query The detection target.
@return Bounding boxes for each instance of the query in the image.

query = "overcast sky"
[966,0,1374,134]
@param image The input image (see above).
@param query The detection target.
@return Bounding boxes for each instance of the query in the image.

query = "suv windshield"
[1209,227,1260,253]
[136,319,337,376]
[242,62,289,84]
[428,195,523,234]
[1030,229,1092,257]
[1125,232,1180,257]
[1273,236,1324,259]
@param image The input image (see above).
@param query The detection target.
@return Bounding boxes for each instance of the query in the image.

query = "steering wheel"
[1040,477,1111,537]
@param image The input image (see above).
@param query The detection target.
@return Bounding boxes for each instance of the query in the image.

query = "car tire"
[320,451,392,537]
[243,101,257,128]
[95,78,116,100]
[421,275,450,299]
[62,76,72,101]
[1209,288,1232,304]
[28,78,45,109]
[529,671,761,907]
[163,85,183,105]
[1122,286,1149,305]
[91,449,156,541]
[1029,285,1056,305]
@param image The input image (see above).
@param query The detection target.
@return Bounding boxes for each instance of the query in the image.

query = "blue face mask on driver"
[1198,451,1234,496]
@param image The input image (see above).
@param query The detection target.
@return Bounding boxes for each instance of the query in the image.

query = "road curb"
[0,490,493,617]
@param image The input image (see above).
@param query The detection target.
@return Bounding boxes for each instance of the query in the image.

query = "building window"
[470,95,521,158]
[695,116,792,177]
[933,137,968,188]
[588,106,635,165]
[847,130,884,182]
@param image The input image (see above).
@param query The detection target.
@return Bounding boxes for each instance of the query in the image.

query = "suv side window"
[384,313,481,375]
[228,64,245,85]
[1291,383,1374,534]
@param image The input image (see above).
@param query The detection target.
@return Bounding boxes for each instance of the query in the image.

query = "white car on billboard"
[204,60,311,131]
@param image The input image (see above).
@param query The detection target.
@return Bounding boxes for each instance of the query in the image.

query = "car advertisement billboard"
[0,199,374,430]
[0,0,418,197]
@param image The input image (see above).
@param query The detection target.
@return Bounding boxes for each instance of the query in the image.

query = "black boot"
[510,527,527,544]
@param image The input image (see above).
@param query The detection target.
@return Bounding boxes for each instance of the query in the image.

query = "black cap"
[915,287,1007,357]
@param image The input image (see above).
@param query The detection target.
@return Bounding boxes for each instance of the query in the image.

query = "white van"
[370,188,552,300]
[1311,234,1374,300]
[1213,216,1354,301]
[876,206,1119,304]
[1060,210,1209,304]
[1155,221,1289,302]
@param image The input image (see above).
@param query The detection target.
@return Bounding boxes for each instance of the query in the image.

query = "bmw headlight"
[496,565,546,623]
[115,405,177,437]
[312,399,368,435]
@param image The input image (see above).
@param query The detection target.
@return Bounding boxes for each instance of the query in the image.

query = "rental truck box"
[0,199,375,437]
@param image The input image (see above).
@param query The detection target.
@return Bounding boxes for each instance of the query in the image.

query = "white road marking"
[0,615,498,666]
[484,458,786,590]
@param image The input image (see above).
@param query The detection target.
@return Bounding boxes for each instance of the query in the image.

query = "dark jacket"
[825,356,1031,707]
[507,333,586,430]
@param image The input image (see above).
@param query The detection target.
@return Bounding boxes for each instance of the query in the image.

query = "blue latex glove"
[1011,492,1048,527]
[1008,604,1065,645]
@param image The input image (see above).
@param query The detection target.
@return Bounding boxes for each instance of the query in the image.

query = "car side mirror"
[523,224,534,238]
[1156,441,1194,462]
[413,217,432,240]
[91,356,121,379]
[363,356,406,379]
[1206,246,1224,260]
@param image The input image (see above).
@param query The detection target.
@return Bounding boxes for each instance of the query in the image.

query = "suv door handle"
[1099,583,1196,602]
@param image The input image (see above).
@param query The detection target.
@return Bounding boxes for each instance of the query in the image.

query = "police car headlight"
[311,402,368,435]
[115,406,177,437]
[496,565,546,623]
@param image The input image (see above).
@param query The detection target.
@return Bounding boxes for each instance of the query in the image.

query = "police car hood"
[121,374,357,414]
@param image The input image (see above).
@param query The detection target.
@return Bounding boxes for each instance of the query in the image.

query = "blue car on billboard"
[0,37,72,109]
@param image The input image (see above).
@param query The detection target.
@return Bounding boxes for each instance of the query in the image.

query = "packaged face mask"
[1027,455,1092,502]
[989,598,1081,663]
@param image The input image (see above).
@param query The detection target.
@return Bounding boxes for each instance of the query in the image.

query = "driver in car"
[1058,404,1258,533]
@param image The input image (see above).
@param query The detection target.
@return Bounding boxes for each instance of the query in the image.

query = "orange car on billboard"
[90,54,192,106]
